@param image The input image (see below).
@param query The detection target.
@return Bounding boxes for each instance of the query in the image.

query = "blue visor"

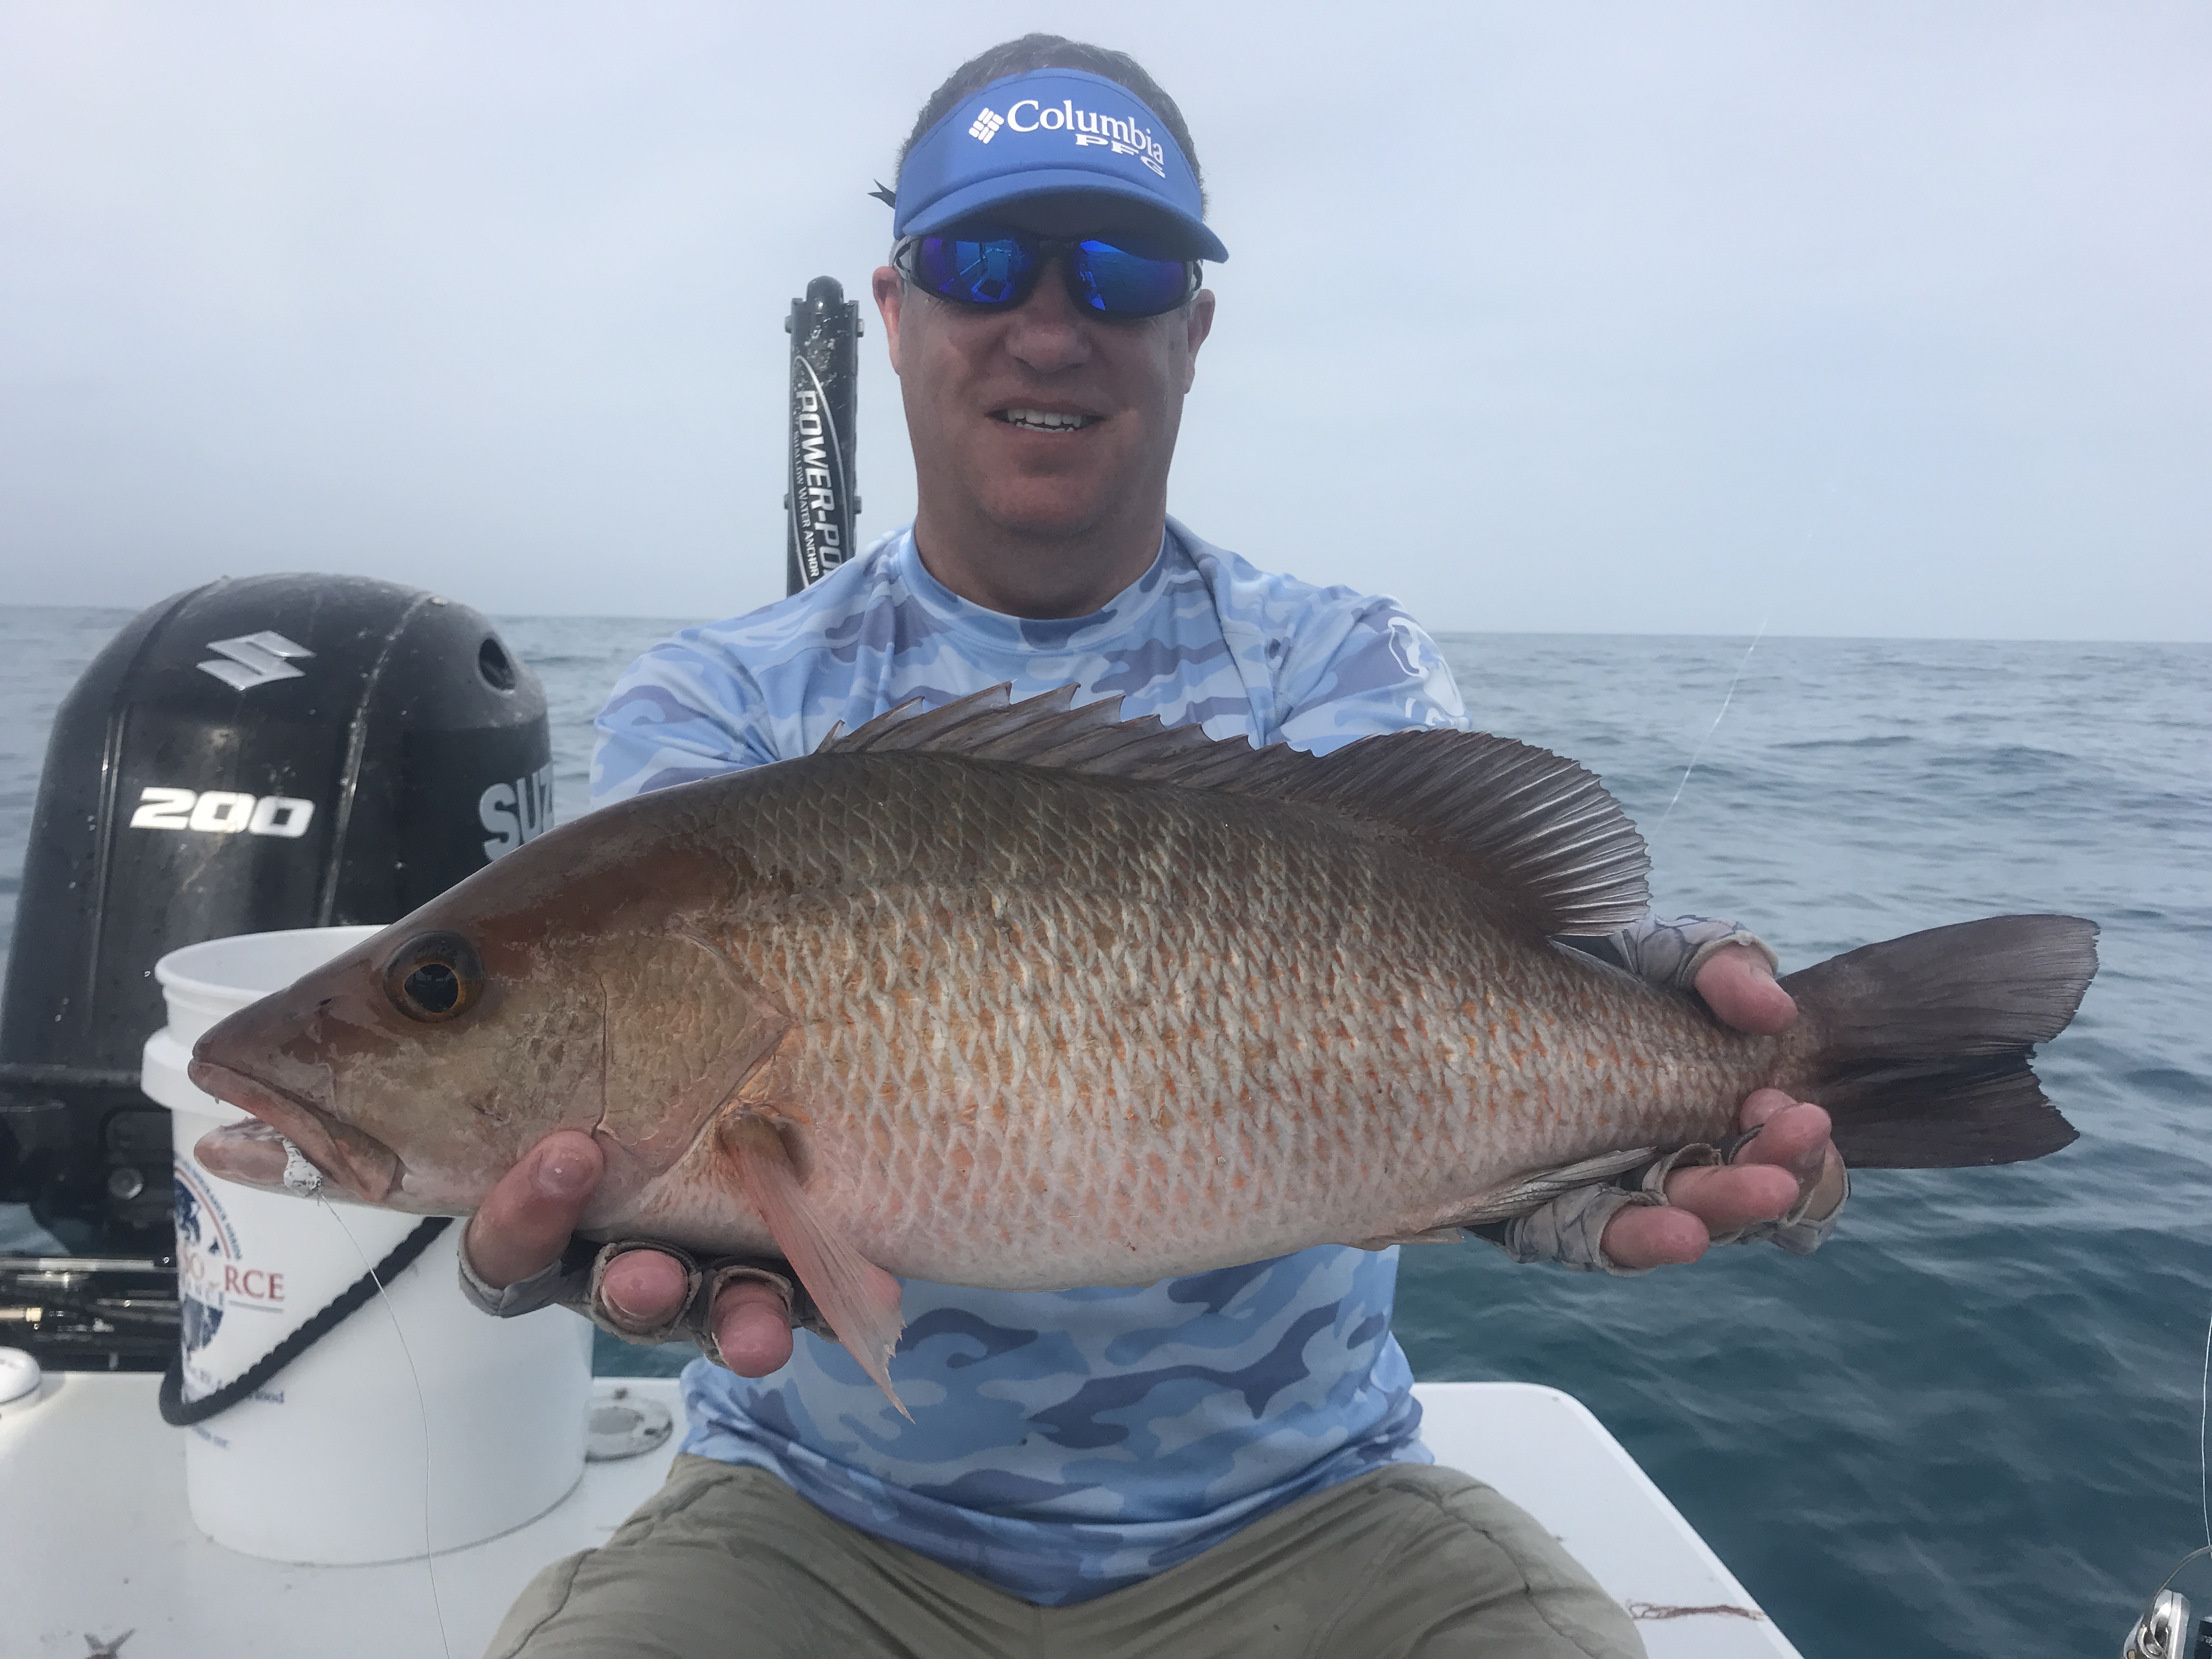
[891,67,1228,263]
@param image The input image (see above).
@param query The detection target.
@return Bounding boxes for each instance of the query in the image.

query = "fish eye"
[381,931,486,1023]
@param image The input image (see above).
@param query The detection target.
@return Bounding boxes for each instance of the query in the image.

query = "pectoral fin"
[720,1116,909,1418]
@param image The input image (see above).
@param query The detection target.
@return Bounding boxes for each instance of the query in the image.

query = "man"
[473,36,1845,1659]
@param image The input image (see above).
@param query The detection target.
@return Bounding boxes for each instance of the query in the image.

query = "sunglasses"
[894,231,1200,319]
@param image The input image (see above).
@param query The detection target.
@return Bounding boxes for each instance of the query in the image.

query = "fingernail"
[536,1147,594,1199]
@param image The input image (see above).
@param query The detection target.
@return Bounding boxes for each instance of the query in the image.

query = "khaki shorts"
[487,1455,1644,1659]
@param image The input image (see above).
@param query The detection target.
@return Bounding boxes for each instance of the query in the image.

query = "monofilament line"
[1654,619,1769,838]
[2198,1287,2211,1553]
[321,1200,455,1659]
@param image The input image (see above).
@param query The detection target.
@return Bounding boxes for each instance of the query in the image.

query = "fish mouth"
[190,1118,372,1205]
[187,1057,402,1204]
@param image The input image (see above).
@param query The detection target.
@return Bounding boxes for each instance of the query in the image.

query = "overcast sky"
[2,2,2207,638]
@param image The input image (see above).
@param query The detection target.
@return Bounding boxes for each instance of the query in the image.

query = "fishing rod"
[785,275,861,594]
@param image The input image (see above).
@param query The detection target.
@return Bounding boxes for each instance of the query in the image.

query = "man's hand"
[463,1130,798,1376]
[1599,943,1844,1269]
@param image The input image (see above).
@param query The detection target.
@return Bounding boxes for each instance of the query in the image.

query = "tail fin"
[1779,915,2098,1169]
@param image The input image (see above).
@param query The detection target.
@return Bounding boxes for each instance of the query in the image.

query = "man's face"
[873,229,1215,549]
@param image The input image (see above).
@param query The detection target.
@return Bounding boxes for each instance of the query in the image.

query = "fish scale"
[689,756,1771,1291]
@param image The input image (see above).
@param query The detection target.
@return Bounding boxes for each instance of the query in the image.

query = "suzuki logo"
[198,631,314,691]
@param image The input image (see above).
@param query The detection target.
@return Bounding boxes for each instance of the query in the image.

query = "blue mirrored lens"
[911,236,1039,306]
[907,234,1193,316]
[1071,240,1192,315]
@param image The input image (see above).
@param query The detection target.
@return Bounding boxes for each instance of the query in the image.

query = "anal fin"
[721,1116,909,1419]
[1352,1226,1470,1248]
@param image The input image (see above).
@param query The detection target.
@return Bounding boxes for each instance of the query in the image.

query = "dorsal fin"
[819,685,1649,935]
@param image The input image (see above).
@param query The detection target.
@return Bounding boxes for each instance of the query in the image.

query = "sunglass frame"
[893,233,1201,320]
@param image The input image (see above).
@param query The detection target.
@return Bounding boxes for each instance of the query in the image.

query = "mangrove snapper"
[188,686,2098,1408]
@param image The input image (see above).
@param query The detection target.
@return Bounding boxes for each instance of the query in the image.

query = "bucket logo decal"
[173,1159,286,1369]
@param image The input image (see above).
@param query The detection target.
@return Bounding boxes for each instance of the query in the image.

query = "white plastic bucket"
[143,926,593,1565]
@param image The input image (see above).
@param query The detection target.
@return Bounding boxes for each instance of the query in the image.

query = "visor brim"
[898,171,1228,263]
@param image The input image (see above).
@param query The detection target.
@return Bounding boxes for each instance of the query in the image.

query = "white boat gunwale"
[0,1368,1800,1658]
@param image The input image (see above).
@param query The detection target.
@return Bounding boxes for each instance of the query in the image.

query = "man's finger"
[1736,1087,1801,1130]
[1731,1097,1834,1189]
[1661,1161,1803,1232]
[1600,1203,1710,1269]
[1694,944,1797,1035]
[710,1282,797,1376]
[597,1250,691,1334]
[462,1130,602,1290]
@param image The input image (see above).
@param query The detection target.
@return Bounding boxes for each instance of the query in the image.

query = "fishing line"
[2198,1288,2211,1553]
[319,1199,455,1659]
[1652,617,1768,838]
[1653,442,1849,838]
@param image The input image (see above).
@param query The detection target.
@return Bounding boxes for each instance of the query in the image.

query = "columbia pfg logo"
[966,98,1167,177]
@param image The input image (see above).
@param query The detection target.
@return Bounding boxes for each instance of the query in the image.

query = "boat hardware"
[156,1217,450,1427]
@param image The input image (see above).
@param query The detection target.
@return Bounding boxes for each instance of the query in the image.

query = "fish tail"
[1779,915,2098,1168]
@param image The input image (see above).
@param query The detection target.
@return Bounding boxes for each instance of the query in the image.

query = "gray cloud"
[1,0,2205,639]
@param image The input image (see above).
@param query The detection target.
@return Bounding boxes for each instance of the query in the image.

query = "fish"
[187,684,2100,1410]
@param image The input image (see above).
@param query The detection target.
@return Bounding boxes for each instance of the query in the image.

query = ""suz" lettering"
[479,761,557,859]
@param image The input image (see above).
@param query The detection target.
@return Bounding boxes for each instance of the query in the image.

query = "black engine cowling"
[0,573,551,1256]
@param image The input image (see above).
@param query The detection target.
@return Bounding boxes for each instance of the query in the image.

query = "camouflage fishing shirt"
[590,521,1598,1603]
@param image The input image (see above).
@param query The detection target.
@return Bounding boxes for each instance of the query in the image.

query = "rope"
[158,1217,451,1427]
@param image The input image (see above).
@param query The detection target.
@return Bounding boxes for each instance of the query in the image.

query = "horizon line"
[0,601,2205,649]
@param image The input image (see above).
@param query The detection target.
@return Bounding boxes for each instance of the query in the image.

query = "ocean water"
[2,603,2207,1658]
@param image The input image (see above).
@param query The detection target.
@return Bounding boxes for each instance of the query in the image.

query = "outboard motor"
[0,574,549,1360]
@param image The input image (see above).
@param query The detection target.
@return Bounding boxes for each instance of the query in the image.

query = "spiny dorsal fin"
[820,685,1650,935]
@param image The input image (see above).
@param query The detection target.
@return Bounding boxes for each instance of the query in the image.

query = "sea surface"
[2,604,2207,1658]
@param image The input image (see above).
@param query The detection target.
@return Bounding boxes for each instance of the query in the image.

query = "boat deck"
[1,1371,1799,1657]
